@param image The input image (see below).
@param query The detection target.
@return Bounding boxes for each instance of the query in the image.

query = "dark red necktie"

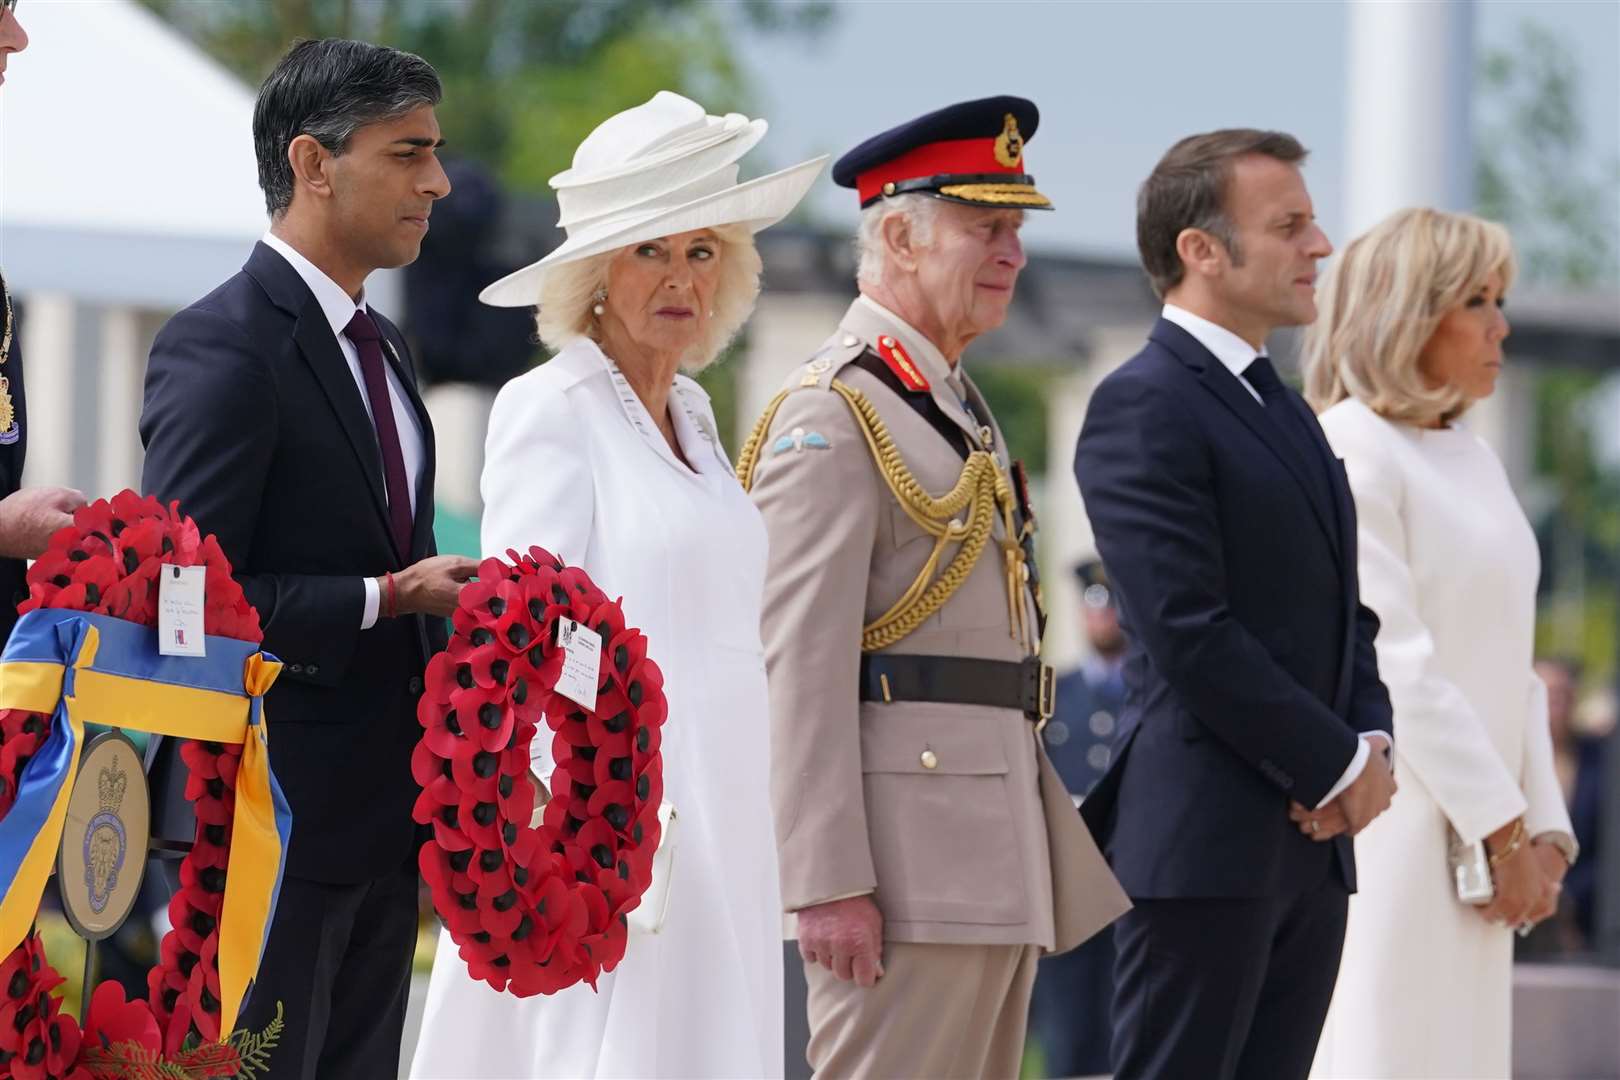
[343,309,414,557]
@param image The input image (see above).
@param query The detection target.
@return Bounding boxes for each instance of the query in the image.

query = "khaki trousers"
[804,942,1039,1079]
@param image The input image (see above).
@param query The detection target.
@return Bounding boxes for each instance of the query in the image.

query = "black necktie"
[1243,356,1336,514]
[1242,356,1286,402]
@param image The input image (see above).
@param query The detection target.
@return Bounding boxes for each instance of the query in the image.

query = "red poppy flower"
[184,829,229,872]
[161,992,195,1058]
[178,740,222,781]
[82,981,161,1054]
[181,935,223,1042]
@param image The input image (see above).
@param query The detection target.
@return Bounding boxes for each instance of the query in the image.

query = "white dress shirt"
[261,232,425,629]
[1160,303,1382,808]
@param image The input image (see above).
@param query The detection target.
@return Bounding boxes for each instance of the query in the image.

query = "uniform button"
[1045,720,1070,746]
[919,749,938,770]
[1089,711,1116,738]
[841,333,859,347]
[408,676,424,695]
[306,664,320,676]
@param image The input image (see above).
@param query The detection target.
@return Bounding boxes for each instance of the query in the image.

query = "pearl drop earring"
[591,288,607,317]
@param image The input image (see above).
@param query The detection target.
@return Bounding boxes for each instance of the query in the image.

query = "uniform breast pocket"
[860,709,1027,925]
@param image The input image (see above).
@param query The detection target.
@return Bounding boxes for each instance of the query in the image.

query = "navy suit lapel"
[293,305,396,550]
[1150,319,1341,560]
[245,243,396,556]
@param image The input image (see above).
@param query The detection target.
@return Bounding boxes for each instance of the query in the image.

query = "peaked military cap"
[832,95,1052,211]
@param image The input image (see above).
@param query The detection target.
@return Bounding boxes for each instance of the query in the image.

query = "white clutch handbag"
[1448,825,1494,905]
[627,802,678,935]
[529,772,677,935]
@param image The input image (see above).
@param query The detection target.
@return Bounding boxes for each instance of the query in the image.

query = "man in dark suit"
[140,39,476,1079]
[0,0,88,641]
[1029,560,1127,1077]
[1074,129,1396,1080]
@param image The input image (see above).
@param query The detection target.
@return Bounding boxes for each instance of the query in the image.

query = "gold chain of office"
[738,380,1029,652]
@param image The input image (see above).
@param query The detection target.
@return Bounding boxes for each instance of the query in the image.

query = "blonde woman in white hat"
[409,92,824,1080]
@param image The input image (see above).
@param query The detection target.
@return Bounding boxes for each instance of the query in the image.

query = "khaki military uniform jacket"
[746,297,1127,951]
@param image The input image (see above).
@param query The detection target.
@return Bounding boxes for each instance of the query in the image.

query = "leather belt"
[858,654,1056,727]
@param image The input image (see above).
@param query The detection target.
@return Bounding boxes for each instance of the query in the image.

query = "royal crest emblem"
[994,113,1024,169]
[56,730,151,940]
[84,763,130,913]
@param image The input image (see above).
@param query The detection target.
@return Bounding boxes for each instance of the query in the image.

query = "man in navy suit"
[1074,130,1395,1079]
[140,39,476,1079]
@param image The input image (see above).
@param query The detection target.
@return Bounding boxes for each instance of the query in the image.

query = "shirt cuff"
[1314,733,1387,810]
[360,576,380,630]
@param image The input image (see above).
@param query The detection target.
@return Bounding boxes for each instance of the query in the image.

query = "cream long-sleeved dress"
[1312,397,1571,1079]
[409,338,783,1079]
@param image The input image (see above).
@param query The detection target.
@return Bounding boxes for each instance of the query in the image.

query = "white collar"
[1161,303,1266,383]
[261,231,367,340]
[573,337,728,480]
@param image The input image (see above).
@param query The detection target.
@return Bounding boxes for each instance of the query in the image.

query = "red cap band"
[855,137,1023,204]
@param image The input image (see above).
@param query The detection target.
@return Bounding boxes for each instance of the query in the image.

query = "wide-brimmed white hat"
[480,91,827,307]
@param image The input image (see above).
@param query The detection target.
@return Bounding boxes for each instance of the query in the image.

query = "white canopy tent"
[0,0,398,496]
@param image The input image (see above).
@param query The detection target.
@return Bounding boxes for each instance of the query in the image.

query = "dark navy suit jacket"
[1075,318,1392,898]
[140,242,448,884]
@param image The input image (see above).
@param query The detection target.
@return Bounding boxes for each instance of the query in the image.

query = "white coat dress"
[410,337,784,1079]
[1312,397,1571,1079]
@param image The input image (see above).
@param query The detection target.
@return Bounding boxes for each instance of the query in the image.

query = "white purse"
[1448,825,1494,905]
[627,802,678,935]
[529,772,677,935]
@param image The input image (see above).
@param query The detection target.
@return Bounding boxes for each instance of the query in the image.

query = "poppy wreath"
[413,547,667,996]
[0,491,282,1080]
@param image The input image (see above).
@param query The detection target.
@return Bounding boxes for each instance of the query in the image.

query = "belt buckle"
[1033,661,1056,732]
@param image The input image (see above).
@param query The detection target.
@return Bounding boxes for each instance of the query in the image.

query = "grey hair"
[254,38,442,217]
[533,223,763,373]
[855,194,940,288]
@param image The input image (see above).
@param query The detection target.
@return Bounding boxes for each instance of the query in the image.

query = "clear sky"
[739,0,1620,261]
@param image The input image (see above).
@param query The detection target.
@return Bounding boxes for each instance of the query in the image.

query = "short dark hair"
[253,38,442,217]
[1135,129,1308,297]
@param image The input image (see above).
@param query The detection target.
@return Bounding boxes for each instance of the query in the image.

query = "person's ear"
[882,211,924,275]
[1175,227,1226,280]
[286,134,335,202]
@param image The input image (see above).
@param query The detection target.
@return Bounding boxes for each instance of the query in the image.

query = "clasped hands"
[1288,733,1396,843]
[1472,822,1565,932]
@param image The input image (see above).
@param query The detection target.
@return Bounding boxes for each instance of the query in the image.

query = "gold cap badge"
[994,113,1024,169]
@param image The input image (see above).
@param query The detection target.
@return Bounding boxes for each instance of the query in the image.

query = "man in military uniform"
[743,97,1127,1078]
[1028,560,1126,1078]
[0,0,89,643]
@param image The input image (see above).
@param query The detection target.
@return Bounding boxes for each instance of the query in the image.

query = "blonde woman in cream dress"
[1305,208,1575,1079]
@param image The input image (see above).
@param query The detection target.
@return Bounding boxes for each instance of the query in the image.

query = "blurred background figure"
[1518,655,1609,956]
[1027,559,1125,1079]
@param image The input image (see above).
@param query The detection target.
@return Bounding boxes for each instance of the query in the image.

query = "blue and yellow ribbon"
[0,608,291,1038]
